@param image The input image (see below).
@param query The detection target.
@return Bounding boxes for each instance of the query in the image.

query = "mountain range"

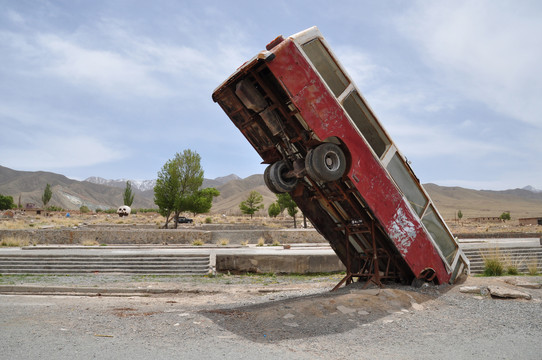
[1,165,541,219]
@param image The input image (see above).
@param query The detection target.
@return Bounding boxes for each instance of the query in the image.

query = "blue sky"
[1,1,541,190]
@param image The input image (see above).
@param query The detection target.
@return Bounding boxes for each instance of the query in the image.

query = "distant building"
[469,217,502,223]
[24,203,43,215]
[519,217,542,226]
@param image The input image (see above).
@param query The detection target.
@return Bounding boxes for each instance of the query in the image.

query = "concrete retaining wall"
[0,228,327,245]
[216,254,345,274]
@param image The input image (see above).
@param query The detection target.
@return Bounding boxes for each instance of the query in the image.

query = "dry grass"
[502,253,524,275]
[218,238,230,246]
[80,239,100,246]
[0,236,31,247]
[527,258,539,275]
[480,248,504,276]
[257,237,265,247]
[192,239,205,246]
[0,219,29,230]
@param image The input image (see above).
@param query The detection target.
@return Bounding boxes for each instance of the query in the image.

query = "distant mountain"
[522,185,542,193]
[202,174,241,189]
[84,177,156,192]
[424,183,542,219]
[84,174,242,192]
[0,165,155,211]
[2,165,542,218]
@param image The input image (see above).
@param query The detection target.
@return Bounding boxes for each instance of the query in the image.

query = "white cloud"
[385,120,509,159]
[396,1,542,127]
[334,46,388,89]
[6,10,25,25]
[37,34,173,98]
[1,135,126,170]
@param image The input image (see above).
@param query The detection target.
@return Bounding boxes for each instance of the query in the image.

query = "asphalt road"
[1,275,542,360]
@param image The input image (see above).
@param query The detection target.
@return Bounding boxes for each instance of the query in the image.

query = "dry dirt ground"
[1,274,541,359]
[2,211,541,234]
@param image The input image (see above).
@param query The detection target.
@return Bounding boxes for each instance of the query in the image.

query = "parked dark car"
[177,216,193,223]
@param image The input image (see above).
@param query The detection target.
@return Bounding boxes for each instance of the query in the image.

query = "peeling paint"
[388,207,417,255]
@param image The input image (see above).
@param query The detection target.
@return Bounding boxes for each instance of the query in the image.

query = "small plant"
[192,239,205,246]
[527,258,539,275]
[257,237,265,247]
[271,239,281,246]
[506,264,519,276]
[219,238,230,246]
[481,248,504,276]
[241,240,248,246]
[503,253,523,275]
[484,258,504,276]
[205,217,212,224]
[80,239,99,246]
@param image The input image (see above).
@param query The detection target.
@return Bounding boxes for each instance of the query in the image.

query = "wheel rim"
[324,151,341,172]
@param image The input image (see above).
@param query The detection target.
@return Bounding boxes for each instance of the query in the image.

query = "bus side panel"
[267,39,451,283]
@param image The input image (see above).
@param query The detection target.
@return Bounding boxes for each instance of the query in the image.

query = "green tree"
[153,150,204,228]
[276,193,298,228]
[500,211,511,221]
[239,191,264,219]
[185,187,220,216]
[0,194,14,210]
[268,202,281,218]
[457,209,463,224]
[154,158,180,228]
[42,183,52,208]
[123,181,135,207]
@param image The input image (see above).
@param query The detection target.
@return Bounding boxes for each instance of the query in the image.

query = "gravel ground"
[1,274,541,360]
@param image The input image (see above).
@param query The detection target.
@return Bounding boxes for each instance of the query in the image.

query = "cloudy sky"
[1,1,541,190]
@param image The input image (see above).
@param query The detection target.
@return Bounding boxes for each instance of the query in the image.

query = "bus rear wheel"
[264,160,298,194]
[305,143,347,182]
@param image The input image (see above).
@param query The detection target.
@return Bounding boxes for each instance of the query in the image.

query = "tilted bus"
[213,27,469,287]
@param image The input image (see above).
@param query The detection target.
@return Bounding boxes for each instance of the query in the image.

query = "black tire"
[264,160,298,193]
[264,164,280,194]
[305,143,347,182]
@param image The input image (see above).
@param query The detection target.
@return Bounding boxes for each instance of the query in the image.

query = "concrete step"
[0,254,211,275]
[461,246,542,274]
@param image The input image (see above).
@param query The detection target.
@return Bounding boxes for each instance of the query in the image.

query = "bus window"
[342,91,390,158]
[302,39,349,97]
[422,204,457,264]
[386,153,428,217]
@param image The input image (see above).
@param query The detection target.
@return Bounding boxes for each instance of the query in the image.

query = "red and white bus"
[213,27,469,287]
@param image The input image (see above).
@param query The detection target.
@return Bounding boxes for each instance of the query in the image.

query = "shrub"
[503,253,523,275]
[218,238,229,246]
[481,248,504,276]
[257,237,265,247]
[484,258,504,276]
[192,239,205,246]
[80,206,90,213]
[46,205,64,212]
[271,239,281,246]
[527,258,539,275]
[205,217,213,224]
